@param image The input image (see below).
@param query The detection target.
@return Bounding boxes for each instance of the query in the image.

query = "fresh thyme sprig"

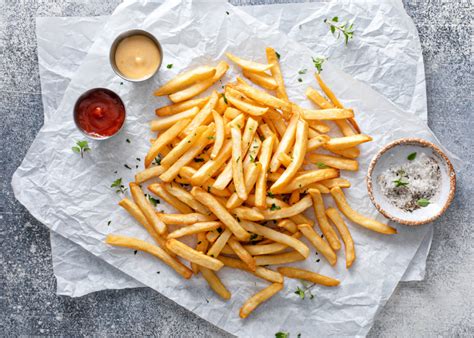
[312,57,326,74]
[72,140,91,158]
[324,16,354,45]
[111,178,127,194]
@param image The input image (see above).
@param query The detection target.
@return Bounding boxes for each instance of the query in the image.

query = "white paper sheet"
[13,0,456,336]
[37,0,433,297]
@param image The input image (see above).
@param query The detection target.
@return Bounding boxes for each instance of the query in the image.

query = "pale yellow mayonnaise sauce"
[115,35,161,79]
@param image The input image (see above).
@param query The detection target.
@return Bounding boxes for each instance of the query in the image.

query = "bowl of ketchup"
[74,88,126,139]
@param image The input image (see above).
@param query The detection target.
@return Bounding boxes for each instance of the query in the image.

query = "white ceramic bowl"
[367,138,456,226]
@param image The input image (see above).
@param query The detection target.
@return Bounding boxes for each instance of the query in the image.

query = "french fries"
[239,282,283,319]
[106,47,396,319]
[330,187,397,234]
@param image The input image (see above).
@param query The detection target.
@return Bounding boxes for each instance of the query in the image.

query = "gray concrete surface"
[1,0,472,336]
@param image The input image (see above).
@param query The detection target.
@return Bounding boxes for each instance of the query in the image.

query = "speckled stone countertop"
[1,0,472,336]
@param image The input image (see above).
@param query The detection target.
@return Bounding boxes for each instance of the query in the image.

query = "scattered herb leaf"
[249,154,255,163]
[324,16,355,45]
[153,154,162,166]
[295,287,305,300]
[207,136,215,140]
[407,152,417,161]
[275,51,281,59]
[267,191,275,198]
[107,220,111,226]
[72,140,91,158]
[298,69,307,75]
[393,178,409,187]
[111,178,127,194]
[312,57,326,74]
[167,64,173,69]
[134,250,138,255]
[270,203,281,211]
[124,164,132,170]
[316,162,328,169]
[146,194,160,206]
[417,198,430,207]
[298,78,303,82]
[226,11,229,15]
[275,332,289,338]
[222,93,228,104]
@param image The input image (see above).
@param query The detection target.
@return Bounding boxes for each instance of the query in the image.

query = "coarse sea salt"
[377,152,441,212]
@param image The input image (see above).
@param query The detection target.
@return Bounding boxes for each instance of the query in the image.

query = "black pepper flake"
[126,138,131,143]
[316,259,320,263]
[136,158,141,161]
[107,221,111,226]
[156,271,160,274]
[124,164,132,170]
[134,250,138,255]
[135,165,139,168]
[217,227,223,234]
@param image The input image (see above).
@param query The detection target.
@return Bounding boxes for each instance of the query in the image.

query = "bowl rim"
[73,87,126,140]
[109,29,163,83]
[366,137,456,226]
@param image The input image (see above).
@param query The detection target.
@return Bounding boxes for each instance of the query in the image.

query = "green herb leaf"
[275,332,289,338]
[298,69,307,75]
[153,154,162,166]
[407,152,417,161]
[270,203,281,211]
[312,56,326,74]
[417,198,430,207]
[111,178,122,188]
[222,93,228,104]
[249,154,255,163]
[146,194,160,207]
[316,162,328,169]
[72,140,91,158]
[250,233,258,241]
[294,287,305,300]
[324,17,355,45]
[298,78,303,82]
[267,191,275,198]
[194,157,205,163]
[167,64,173,69]
[393,179,409,188]
[72,146,80,153]
[207,136,215,140]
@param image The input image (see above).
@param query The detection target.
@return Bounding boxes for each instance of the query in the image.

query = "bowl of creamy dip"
[367,138,456,226]
[109,29,163,82]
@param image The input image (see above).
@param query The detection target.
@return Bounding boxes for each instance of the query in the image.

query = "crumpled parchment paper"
[13,0,457,336]
[37,0,433,298]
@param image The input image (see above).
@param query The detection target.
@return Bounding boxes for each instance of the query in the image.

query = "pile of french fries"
[105,48,397,319]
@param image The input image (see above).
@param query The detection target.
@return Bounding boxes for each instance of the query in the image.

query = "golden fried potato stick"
[145,119,190,167]
[155,96,209,116]
[324,145,360,159]
[135,166,166,184]
[199,267,231,300]
[320,178,351,189]
[331,187,397,235]
[181,91,219,136]
[106,235,192,279]
[231,126,247,200]
[326,208,355,268]
[191,140,232,186]
[298,224,337,266]
[244,232,302,255]
[269,113,299,172]
[167,222,222,239]
[308,120,331,134]
[224,107,241,120]
[211,109,225,159]
[169,61,229,103]
[228,237,257,271]
[218,256,283,283]
[130,182,166,235]
[254,251,305,266]
[150,106,199,131]
[162,182,209,214]
[330,187,397,234]
[154,66,216,96]
[261,195,313,221]
[160,125,208,168]
[307,153,359,171]
[166,238,224,271]
[207,228,233,257]
[179,166,232,197]
[148,183,193,214]
[191,187,250,241]
[324,134,372,151]
[309,188,341,251]
[242,69,278,90]
[273,168,339,194]
[157,212,217,225]
[271,119,308,192]
[305,87,333,109]
[302,108,354,120]
[255,136,275,208]
[300,182,330,194]
[192,232,209,274]
[277,267,340,286]
[266,47,288,103]
[225,90,269,116]
[240,220,310,258]
[276,219,298,233]
[226,163,261,209]
[235,79,291,114]
[239,282,283,319]
[289,190,300,204]
[226,52,274,72]
[233,207,264,221]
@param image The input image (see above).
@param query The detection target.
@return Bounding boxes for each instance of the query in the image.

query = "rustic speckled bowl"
[367,138,456,226]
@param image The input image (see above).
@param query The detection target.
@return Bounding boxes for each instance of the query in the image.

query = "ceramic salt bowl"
[367,138,456,226]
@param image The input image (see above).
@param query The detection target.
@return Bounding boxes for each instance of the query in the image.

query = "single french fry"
[239,282,283,319]
[320,178,351,189]
[169,61,229,102]
[191,187,250,241]
[226,52,273,72]
[154,66,216,96]
[160,127,214,182]
[166,239,224,271]
[334,120,357,136]
[298,224,337,266]
[307,153,359,171]
[135,166,166,184]
[307,135,331,152]
[160,125,208,168]
[324,145,360,159]
[215,95,227,114]
[302,108,354,120]
[277,219,298,233]
[308,189,341,251]
[145,119,190,167]
[228,237,257,271]
[261,195,312,221]
[289,190,300,204]
[224,107,241,120]
[206,229,221,243]
[179,166,232,197]
[277,267,340,286]
[207,228,233,258]
[106,235,192,279]
[242,69,278,90]
[218,256,283,283]
[269,113,299,172]
[271,119,308,192]
[167,221,222,239]
[233,207,264,221]
[266,47,288,103]
[272,168,339,194]
[225,90,269,116]
[243,232,302,255]
[254,136,274,209]
[157,212,217,225]
[324,134,372,151]
[326,208,356,268]
[150,107,199,131]
[235,80,291,114]
[240,220,310,258]
[226,163,261,209]
[162,182,209,214]
[130,182,166,235]
[231,127,247,200]
[254,251,305,266]
[192,232,209,274]
[255,196,313,226]
[300,182,330,194]
[308,120,331,134]
[148,183,193,214]
[211,110,225,159]
[330,187,397,234]
[200,267,231,300]
[305,87,333,109]
[181,91,219,136]
[155,96,209,116]
[191,140,232,186]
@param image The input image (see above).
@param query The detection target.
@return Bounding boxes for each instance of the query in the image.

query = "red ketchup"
[74,88,125,138]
